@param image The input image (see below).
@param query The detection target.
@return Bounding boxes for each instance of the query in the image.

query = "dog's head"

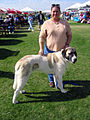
[62,47,77,64]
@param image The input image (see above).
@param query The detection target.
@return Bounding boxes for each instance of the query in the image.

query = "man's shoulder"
[60,18,66,22]
[44,19,51,23]
[41,19,51,28]
[60,19,69,25]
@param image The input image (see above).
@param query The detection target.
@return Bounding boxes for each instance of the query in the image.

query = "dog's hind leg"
[13,88,21,104]
[13,82,26,104]
[12,75,29,104]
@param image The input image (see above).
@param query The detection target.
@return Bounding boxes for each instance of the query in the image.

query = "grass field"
[0,21,90,120]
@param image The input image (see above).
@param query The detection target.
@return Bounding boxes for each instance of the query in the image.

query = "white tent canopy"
[0,7,7,12]
[42,10,51,13]
[65,1,90,10]
[81,1,90,7]
[65,3,82,10]
[20,7,35,12]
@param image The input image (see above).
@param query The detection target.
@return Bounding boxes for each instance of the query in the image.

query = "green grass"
[0,22,90,120]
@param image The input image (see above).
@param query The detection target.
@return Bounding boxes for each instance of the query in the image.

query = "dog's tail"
[13,63,21,90]
[13,73,17,90]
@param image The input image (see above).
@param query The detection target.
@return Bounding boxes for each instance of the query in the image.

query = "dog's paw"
[13,100,19,104]
[20,90,26,94]
[61,89,67,93]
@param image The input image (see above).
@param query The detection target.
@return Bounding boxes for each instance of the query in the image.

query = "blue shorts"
[38,20,43,25]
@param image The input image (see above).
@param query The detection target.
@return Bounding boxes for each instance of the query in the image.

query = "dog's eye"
[69,52,72,55]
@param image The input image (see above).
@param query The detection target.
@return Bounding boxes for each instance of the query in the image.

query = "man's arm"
[39,41,44,55]
[65,33,72,48]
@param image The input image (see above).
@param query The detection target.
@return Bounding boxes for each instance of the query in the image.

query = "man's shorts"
[38,20,43,25]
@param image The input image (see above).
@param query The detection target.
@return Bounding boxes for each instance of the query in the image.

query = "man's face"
[51,6,60,19]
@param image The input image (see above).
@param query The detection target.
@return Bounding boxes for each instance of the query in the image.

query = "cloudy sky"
[0,0,89,11]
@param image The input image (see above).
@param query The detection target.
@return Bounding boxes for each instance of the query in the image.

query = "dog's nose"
[73,58,77,64]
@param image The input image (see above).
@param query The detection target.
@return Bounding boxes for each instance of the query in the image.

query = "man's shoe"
[49,82,55,88]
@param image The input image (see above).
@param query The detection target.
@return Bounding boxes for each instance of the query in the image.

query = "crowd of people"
[62,11,90,24]
[0,9,90,35]
[77,11,90,24]
[0,11,46,34]
[0,14,29,34]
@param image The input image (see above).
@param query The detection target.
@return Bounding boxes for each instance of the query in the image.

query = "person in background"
[14,15,20,28]
[8,15,14,34]
[37,11,45,31]
[47,14,51,19]
[80,12,83,21]
[39,4,72,88]
[24,15,28,25]
[28,13,34,31]
[4,15,9,24]
[0,15,4,24]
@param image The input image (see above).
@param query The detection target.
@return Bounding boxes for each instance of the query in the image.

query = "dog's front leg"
[57,75,67,93]
[53,75,57,87]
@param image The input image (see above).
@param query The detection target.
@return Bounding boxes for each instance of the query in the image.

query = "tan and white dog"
[13,47,77,104]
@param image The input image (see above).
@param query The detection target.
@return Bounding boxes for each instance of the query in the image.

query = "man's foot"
[49,82,55,88]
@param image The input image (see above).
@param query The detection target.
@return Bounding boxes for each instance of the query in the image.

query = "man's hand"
[38,49,44,56]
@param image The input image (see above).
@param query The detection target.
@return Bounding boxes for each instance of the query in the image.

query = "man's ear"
[62,49,66,58]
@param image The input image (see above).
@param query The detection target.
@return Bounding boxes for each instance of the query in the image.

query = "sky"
[0,0,89,11]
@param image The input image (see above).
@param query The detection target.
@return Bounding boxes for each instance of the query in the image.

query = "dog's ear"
[47,53,54,68]
[73,48,77,57]
[53,54,59,63]
[47,53,59,69]
[62,49,66,58]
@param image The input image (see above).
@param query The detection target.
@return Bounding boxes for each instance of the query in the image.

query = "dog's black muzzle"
[73,58,77,64]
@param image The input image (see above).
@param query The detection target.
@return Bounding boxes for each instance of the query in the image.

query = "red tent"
[24,12,28,14]
[0,9,5,14]
[7,8,16,14]
[16,10,22,14]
